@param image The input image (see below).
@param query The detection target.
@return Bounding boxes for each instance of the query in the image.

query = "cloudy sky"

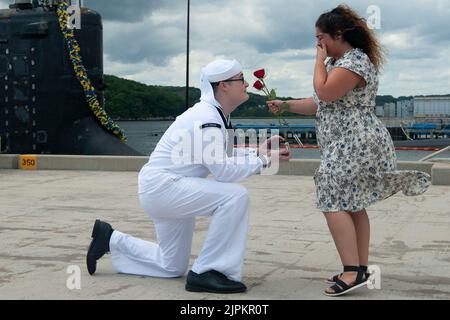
[1,0,450,98]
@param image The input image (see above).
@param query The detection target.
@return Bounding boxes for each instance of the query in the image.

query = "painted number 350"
[22,159,35,166]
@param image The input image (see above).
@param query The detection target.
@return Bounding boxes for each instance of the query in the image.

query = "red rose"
[253,69,265,79]
[253,80,264,90]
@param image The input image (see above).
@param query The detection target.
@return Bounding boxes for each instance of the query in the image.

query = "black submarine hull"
[0,2,142,156]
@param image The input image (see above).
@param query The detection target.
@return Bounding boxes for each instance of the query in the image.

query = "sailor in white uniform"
[86,59,291,293]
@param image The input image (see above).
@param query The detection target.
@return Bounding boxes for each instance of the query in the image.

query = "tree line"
[103,74,444,120]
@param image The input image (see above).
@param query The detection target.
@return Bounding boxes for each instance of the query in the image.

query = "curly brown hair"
[316,4,385,71]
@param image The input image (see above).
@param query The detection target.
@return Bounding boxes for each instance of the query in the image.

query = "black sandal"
[326,265,370,284]
[324,266,368,297]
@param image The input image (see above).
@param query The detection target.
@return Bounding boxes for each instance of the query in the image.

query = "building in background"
[414,97,450,119]
[383,102,396,118]
[396,100,414,118]
[375,106,384,117]
[375,97,450,121]
[414,97,450,125]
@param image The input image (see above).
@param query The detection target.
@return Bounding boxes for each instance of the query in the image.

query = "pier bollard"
[19,155,37,170]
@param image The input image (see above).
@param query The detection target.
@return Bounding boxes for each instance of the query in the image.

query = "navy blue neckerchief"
[215,107,233,129]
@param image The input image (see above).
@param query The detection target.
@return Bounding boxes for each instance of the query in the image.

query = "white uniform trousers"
[109,173,250,281]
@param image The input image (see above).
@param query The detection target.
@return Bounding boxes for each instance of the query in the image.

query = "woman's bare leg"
[351,209,370,267]
[324,211,360,293]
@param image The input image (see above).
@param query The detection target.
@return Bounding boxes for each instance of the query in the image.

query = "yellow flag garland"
[57,1,126,141]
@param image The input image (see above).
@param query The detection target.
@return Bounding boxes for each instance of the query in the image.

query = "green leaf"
[280,102,290,112]
[268,88,277,101]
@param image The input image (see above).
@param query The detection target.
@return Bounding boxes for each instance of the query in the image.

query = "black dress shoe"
[86,219,114,275]
[185,270,247,294]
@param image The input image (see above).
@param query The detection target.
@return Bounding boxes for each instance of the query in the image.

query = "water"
[118,120,173,157]
[118,120,450,161]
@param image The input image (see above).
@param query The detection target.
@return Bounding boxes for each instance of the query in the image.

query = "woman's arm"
[314,64,363,103]
[314,44,364,103]
[285,98,318,115]
[267,98,317,115]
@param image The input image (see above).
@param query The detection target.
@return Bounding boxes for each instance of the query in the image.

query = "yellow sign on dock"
[19,155,37,170]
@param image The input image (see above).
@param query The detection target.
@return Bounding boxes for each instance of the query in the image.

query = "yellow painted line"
[19,155,37,170]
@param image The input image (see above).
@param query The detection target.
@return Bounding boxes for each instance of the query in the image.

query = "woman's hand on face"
[316,42,328,62]
[267,100,284,115]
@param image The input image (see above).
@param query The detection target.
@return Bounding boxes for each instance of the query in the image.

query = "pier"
[0,155,449,299]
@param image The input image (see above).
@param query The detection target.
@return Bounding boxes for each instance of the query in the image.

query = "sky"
[1,0,450,98]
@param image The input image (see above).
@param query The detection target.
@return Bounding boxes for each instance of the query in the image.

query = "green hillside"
[103,75,280,119]
[103,75,447,120]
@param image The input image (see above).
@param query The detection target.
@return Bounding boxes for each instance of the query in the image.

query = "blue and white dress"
[313,48,431,212]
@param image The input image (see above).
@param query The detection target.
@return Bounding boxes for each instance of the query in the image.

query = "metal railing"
[400,122,413,140]
[420,145,450,162]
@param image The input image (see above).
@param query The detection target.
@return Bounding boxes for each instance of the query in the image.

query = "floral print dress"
[313,48,431,213]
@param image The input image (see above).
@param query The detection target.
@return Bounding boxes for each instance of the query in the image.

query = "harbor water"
[118,120,450,161]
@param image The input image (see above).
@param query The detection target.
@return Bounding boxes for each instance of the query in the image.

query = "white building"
[383,102,396,118]
[375,106,384,117]
[414,97,450,118]
[396,100,414,118]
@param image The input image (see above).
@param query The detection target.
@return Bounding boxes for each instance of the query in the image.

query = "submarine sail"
[0,0,141,155]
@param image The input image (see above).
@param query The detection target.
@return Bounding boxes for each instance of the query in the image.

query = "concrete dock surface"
[0,169,449,300]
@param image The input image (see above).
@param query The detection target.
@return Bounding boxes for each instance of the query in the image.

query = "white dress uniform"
[109,60,269,282]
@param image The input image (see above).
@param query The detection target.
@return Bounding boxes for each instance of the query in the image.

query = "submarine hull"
[0,4,141,156]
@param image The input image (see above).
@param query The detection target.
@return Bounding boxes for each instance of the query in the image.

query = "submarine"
[0,0,141,155]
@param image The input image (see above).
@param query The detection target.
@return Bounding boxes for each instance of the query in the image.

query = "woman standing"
[268,5,430,297]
